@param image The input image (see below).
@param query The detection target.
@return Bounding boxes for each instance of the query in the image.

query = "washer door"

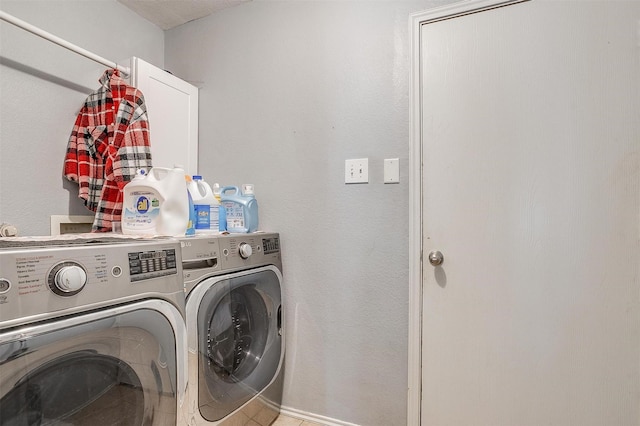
[0,300,185,426]
[195,268,282,421]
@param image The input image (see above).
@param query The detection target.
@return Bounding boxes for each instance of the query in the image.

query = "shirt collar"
[98,69,127,91]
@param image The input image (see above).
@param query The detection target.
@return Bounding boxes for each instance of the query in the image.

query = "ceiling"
[117,0,250,30]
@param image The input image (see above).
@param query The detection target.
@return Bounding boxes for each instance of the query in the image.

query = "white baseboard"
[280,405,360,426]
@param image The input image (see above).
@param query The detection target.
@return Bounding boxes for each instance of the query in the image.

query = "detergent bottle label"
[209,205,220,231]
[223,201,245,230]
[122,190,162,230]
[194,204,211,229]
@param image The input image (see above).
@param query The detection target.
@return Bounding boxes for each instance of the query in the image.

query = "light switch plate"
[345,158,369,184]
[384,158,399,183]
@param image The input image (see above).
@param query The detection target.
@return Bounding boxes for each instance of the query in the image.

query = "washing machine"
[180,233,284,426]
[0,235,188,425]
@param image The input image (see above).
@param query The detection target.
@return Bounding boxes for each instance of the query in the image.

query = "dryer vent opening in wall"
[50,215,94,235]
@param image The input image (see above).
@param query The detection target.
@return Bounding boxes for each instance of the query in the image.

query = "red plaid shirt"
[64,69,152,232]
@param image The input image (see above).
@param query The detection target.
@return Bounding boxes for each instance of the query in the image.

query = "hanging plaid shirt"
[64,69,152,232]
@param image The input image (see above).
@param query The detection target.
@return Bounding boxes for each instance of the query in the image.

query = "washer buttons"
[0,279,10,293]
[112,266,123,277]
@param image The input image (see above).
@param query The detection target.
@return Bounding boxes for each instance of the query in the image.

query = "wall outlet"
[345,158,369,184]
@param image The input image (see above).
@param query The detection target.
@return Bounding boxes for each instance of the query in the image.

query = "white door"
[420,1,640,425]
[132,57,199,175]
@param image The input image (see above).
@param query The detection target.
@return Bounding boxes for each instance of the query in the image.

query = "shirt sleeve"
[110,94,153,189]
[63,111,84,183]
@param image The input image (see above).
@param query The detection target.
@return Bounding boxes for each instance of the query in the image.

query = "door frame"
[407,1,528,424]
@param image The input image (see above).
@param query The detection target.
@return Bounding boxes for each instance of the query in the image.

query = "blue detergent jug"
[220,185,259,233]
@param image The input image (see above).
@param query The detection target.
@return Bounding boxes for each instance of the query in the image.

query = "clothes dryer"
[180,233,284,426]
[0,235,188,425]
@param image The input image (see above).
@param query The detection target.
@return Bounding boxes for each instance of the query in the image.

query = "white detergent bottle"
[121,166,189,236]
[188,175,219,234]
[220,185,259,233]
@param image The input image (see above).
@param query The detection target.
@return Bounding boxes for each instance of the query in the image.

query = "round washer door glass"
[0,306,179,425]
[198,269,282,421]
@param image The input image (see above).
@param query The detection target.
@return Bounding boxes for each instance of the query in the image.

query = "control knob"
[238,243,253,259]
[50,263,87,295]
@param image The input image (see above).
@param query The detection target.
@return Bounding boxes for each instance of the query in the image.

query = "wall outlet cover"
[384,158,400,183]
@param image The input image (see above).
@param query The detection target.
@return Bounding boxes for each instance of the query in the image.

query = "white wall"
[0,0,164,236]
[165,1,453,424]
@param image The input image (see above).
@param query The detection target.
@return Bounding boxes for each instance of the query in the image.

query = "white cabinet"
[130,57,198,175]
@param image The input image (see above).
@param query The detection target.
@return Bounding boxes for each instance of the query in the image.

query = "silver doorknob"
[428,251,444,266]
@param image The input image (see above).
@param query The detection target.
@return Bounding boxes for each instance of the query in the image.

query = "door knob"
[428,250,444,266]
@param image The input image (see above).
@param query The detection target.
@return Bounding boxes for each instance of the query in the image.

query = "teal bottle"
[220,184,258,233]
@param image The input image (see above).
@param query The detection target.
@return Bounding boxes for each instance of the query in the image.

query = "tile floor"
[272,414,325,426]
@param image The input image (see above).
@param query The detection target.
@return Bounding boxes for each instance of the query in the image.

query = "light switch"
[384,158,399,183]
[345,158,369,184]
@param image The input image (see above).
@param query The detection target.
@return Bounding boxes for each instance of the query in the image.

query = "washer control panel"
[179,233,281,294]
[261,236,280,254]
[238,242,253,259]
[128,248,178,282]
[48,261,87,296]
[0,239,183,326]
[0,278,11,294]
[219,233,281,271]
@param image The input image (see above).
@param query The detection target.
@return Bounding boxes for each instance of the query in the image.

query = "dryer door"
[194,267,282,421]
[0,300,185,426]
